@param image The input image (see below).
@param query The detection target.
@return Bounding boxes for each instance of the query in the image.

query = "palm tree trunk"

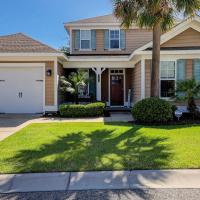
[151,23,161,97]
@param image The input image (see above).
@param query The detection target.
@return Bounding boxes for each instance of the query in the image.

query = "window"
[110,30,120,49]
[160,61,176,98]
[80,30,91,49]
[78,69,89,98]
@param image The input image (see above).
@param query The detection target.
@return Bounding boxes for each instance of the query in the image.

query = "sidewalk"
[1,170,200,193]
[0,113,133,141]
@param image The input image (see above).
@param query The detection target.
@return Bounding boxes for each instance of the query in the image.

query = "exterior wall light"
[46,69,52,77]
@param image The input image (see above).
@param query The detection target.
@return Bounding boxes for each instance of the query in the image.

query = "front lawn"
[0,122,200,173]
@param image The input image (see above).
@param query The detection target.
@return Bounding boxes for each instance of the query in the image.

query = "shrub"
[132,98,173,123]
[59,102,105,118]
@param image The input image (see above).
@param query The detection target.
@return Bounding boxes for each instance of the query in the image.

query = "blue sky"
[0,0,112,49]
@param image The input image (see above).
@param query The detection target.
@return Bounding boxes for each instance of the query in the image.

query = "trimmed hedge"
[59,102,105,118]
[132,97,173,123]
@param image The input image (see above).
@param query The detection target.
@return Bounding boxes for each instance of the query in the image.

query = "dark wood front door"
[110,75,124,106]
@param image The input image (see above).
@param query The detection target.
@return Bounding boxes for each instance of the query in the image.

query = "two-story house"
[64,14,200,110]
[1,14,200,113]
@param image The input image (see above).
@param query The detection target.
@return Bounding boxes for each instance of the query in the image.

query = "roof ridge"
[65,13,115,24]
[17,33,60,53]
[0,32,60,53]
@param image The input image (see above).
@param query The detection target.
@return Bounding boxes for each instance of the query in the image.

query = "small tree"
[176,79,200,115]
[59,70,88,104]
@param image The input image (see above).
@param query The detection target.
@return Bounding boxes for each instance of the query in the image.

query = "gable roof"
[0,33,59,53]
[129,15,200,60]
[65,14,120,26]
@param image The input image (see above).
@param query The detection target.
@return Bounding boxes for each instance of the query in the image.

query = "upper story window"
[109,30,120,49]
[80,30,91,50]
[160,61,176,98]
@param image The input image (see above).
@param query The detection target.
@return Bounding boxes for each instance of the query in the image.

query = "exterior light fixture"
[175,110,183,121]
[46,69,52,76]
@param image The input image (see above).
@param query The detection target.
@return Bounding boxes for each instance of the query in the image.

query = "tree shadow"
[4,126,172,172]
[3,124,173,199]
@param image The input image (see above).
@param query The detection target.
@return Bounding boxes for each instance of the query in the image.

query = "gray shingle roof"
[65,14,120,25]
[0,33,59,53]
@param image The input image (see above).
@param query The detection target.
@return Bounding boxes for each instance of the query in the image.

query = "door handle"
[18,92,23,98]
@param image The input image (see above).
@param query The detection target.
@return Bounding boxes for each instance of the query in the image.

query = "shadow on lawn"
[6,126,172,172]
[3,125,174,200]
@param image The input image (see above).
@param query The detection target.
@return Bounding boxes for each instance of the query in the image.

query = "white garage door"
[0,66,44,114]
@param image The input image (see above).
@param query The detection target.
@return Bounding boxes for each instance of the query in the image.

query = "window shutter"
[177,59,186,81]
[120,30,126,50]
[91,30,96,50]
[193,59,200,82]
[74,30,80,50]
[104,30,109,50]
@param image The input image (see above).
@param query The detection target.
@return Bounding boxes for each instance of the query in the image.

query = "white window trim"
[109,29,121,50]
[159,60,177,100]
[80,29,92,51]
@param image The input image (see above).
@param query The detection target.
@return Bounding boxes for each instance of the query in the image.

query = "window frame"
[109,29,121,50]
[159,60,177,99]
[80,29,92,50]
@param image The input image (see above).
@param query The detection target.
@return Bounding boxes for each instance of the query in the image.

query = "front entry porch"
[61,67,133,108]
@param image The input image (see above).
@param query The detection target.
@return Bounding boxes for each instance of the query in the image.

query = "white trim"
[80,29,92,50]
[44,106,58,112]
[159,60,177,99]
[54,58,58,109]
[0,53,68,60]
[0,63,46,67]
[108,68,126,107]
[91,67,106,101]
[65,24,139,30]
[109,29,121,50]
[141,59,145,99]
[43,66,46,113]
[68,56,129,62]
[70,29,73,54]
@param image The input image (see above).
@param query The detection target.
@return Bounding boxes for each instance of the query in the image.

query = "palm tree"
[176,79,200,115]
[113,0,200,97]
[59,70,88,104]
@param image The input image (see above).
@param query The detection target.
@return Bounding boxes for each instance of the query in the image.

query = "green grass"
[0,122,200,173]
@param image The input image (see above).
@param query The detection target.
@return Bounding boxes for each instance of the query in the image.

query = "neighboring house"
[1,14,200,114]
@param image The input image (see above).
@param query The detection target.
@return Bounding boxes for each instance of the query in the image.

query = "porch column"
[141,59,145,99]
[92,67,106,101]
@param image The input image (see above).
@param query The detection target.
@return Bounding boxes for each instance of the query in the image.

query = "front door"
[110,74,124,106]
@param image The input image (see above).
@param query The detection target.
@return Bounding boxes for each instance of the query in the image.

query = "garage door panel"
[0,67,44,114]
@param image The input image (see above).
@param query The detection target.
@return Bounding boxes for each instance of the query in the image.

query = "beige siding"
[72,29,152,55]
[133,61,141,102]
[162,28,200,48]
[145,60,151,98]
[45,62,54,106]
[125,68,133,101]
[186,59,193,79]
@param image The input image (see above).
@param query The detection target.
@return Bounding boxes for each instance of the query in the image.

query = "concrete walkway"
[1,170,200,193]
[0,113,133,141]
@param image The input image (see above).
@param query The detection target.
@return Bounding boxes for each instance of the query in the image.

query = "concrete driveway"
[0,114,41,141]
